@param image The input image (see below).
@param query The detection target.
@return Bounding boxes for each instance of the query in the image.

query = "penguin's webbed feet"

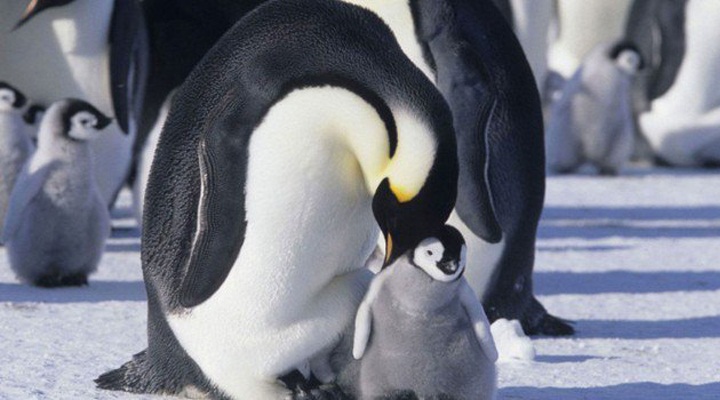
[280,370,348,400]
[34,272,88,288]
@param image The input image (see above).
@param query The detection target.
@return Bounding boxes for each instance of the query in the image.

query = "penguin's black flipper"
[109,0,149,134]
[178,96,250,309]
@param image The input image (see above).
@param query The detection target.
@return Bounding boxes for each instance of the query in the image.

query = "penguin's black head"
[373,172,457,269]
[14,0,76,30]
[609,41,645,74]
[0,82,28,110]
[59,99,112,141]
[23,104,46,125]
[410,225,467,282]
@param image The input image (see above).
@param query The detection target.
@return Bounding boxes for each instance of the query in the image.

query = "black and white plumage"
[97,0,459,398]
[0,0,147,207]
[546,42,643,175]
[349,225,497,400]
[2,99,112,287]
[406,0,572,335]
[0,82,33,238]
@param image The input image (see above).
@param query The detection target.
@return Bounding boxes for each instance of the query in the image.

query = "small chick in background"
[546,41,644,176]
[0,82,34,236]
[22,104,46,146]
[2,99,112,287]
[351,225,498,400]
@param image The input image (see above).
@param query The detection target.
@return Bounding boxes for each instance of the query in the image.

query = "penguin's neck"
[0,112,30,153]
[210,86,436,316]
[383,261,460,313]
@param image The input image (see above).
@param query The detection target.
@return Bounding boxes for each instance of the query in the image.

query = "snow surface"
[2,167,720,399]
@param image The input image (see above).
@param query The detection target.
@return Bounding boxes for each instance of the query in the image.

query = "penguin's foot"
[34,272,88,288]
[521,298,574,337]
[96,350,152,393]
[486,295,574,337]
[280,370,348,400]
[598,167,619,176]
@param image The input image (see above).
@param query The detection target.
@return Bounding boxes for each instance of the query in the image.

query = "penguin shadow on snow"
[574,316,720,340]
[539,206,720,240]
[500,382,720,400]
[534,270,720,296]
[0,280,146,303]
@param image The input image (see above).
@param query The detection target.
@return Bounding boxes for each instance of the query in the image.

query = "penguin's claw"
[280,370,348,400]
[34,272,88,288]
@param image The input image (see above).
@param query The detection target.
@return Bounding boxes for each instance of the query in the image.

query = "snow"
[2,167,720,399]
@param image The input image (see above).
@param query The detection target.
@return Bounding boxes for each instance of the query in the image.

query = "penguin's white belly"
[639,0,720,166]
[0,0,132,205]
[168,88,385,399]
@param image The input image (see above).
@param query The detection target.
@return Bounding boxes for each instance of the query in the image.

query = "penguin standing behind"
[2,99,112,287]
[0,82,33,236]
[0,0,147,207]
[96,0,458,398]
[23,104,46,145]
[390,0,571,335]
[546,42,644,175]
[349,225,497,400]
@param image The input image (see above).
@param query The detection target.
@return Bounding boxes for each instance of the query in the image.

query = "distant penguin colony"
[97,0,459,398]
[0,82,33,236]
[0,0,147,207]
[2,99,113,287]
[348,225,498,400]
[546,41,644,175]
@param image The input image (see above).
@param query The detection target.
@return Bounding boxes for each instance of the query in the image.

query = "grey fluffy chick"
[546,41,643,175]
[0,82,33,237]
[2,99,112,287]
[352,225,498,400]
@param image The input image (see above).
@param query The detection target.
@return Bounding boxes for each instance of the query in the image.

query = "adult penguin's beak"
[14,0,74,30]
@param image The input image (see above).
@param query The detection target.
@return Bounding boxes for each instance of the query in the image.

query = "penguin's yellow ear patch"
[390,182,414,203]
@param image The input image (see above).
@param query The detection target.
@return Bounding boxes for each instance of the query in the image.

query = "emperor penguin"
[637,1,720,167]
[344,0,572,335]
[546,41,644,175]
[2,99,112,287]
[96,0,458,399]
[0,82,33,236]
[0,0,148,207]
[349,225,498,400]
[549,0,635,78]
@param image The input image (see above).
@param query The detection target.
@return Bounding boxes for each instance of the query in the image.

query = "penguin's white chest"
[168,87,387,398]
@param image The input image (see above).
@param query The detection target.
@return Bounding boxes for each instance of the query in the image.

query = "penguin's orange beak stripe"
[390,182,414,203]
[384,234,393,263]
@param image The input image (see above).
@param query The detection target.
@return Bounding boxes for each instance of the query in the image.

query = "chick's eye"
[426,250,433,256]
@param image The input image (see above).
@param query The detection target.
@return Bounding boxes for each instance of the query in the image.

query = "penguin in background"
[0,0,148,207]
[2,99,112,287]
[97,0,459,398]
[635,0,720,167]
[0,82,33,238]
[22,104,46,146]
[345,0,572,335]
[348,225,497,400]
[546,41,644,175]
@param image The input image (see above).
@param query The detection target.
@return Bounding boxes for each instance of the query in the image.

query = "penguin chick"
[352,225,498,400]
[546,41,643,175]
[2,99,112,287]
[23,104,46,145]
[0,82,33,237]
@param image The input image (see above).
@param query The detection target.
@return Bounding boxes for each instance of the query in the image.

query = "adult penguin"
[0,0,147,207]
[343,0,573,335]
[96,0,458,398]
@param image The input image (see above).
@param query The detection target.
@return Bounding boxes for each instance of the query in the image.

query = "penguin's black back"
[142,0,457,311]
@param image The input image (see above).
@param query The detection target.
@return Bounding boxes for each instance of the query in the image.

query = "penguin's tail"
[95,350,154,393]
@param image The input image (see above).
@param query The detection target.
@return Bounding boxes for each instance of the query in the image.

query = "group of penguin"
[497,0,720,175]
[6,0,711,399]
